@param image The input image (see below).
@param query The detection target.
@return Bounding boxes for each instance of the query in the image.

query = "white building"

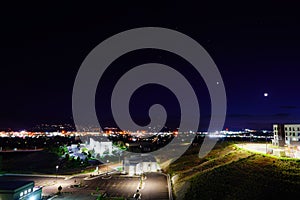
[282,124,300,146]
[273,124,300,147]
[123,154,159,176]
[88,138,113,157]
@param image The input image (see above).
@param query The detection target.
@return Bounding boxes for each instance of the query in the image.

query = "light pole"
[118,151,123,171]
[266,135,268,154]
[263,130,268,154]
[106,160,109,175]
[56,165,59,182]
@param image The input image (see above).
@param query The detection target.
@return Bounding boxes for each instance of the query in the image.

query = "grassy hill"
[0,151,59,174]
[166,142,300,200]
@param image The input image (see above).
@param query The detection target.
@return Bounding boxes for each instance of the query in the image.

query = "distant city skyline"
[1,2,300,131]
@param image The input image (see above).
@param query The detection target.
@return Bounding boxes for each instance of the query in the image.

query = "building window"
[20,192,23,197]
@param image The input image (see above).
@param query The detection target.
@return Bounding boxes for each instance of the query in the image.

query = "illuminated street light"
[56,165,59,182]
[266,135,268,154]
[263,130,268,154]
[106,160,109,175]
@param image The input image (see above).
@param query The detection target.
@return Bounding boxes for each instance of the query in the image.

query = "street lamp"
[263,130,268,154]
[266,135,268,154]
[106,160,109,175]
[56,165,59,182]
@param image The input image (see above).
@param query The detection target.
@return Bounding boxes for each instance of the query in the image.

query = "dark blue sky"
[1,1,300,131]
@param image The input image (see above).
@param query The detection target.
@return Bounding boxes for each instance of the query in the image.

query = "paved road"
[0,148,43,152]
[142,173,169,200]
[236,143,269,154]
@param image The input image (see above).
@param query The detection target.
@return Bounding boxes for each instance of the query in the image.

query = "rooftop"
[0,180,33,191]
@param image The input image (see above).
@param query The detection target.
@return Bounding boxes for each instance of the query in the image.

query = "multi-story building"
[273,124,300,147]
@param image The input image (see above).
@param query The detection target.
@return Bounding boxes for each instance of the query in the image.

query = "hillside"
[167,142,300,200]
[0,151,59,174]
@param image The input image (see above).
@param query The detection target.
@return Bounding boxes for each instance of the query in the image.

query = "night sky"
[1,1,300,131]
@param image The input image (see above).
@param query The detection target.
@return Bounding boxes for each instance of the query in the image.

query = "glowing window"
[20,192,23,197]
[28,188,31,193]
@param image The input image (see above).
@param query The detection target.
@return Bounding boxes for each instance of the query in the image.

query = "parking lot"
[85,176,140,198]
[1,172,169,199]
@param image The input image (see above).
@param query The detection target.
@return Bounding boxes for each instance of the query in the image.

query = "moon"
[264,93,268,97]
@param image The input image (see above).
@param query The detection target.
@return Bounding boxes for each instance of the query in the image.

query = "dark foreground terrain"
[167,142,300,200]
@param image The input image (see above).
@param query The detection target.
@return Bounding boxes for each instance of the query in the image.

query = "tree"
[58,185,62,194]
[84,157,89,164]
[96,195,102,200]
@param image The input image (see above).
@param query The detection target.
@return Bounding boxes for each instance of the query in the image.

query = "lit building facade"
[273,124,300,147]
[88,138,112,157]
[123,154,159,176]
